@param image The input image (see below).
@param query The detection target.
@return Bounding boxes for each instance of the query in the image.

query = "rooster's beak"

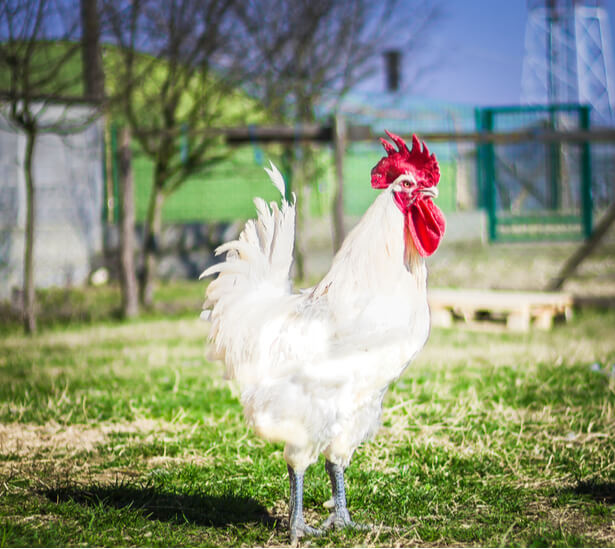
[420,186,438,199]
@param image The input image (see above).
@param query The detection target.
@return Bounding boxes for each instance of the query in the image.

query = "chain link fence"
[0,105,103,300]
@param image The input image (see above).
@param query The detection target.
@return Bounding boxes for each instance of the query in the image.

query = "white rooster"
[200,132,445,542]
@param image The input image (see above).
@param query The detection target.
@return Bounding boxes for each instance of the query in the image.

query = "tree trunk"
[118,127,139,318]
[80,0,105,102]
[23,128,37,334]
[139,172,165,309]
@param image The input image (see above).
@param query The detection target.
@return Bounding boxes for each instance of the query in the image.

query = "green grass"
[0,288,614,546]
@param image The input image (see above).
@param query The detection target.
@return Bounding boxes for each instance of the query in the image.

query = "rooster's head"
[371,131,445,257]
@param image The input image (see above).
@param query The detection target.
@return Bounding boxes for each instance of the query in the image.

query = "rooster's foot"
[288,465,324,544]
[289,520,324,545]
[321,509,372,532]
[322,460,372,532]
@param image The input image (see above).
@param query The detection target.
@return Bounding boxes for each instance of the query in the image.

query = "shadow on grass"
[572,480,615,504]
[44,483,277,528]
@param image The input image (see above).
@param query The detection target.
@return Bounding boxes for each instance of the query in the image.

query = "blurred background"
[1,0,615,331]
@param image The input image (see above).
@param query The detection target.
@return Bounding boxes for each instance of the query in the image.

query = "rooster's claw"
[321,511,372,532]
[289,521,323,545]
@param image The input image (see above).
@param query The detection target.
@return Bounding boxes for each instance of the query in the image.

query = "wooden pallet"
[428,288,573,332]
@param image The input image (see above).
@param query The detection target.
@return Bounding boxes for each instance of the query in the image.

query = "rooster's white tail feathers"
[200,163,296,371]
[200,162,294,288]
[264,161,286,196]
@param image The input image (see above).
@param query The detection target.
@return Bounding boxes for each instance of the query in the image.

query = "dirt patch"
[525,496,615,546]
[0,423,106,456]
[146,454,213,468]
[0,418,174,457]
[0,419,215,490]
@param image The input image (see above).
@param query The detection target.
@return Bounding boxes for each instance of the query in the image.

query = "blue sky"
[411,0,615,106]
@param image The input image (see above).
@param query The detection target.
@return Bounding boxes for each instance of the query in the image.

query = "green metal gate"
[476,105,593,242]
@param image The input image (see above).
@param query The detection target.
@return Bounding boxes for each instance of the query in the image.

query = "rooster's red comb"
[371,131,440,189]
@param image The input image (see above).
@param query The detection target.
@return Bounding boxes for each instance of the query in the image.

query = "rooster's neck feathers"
[315,187,426,302]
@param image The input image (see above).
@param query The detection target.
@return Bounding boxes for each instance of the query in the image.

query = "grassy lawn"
[0,291,614,547]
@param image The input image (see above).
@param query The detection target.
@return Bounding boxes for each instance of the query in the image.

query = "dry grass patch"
[0,418,184,457]
[0,317,206,350]
[0,418,215,489]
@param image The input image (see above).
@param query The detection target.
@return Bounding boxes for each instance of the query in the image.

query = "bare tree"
[236,0,440,119]
[234,0,440,269]
[102,0,256,308]
[81,0,142,318]
[117,126,139,318]
[0,0,95,333]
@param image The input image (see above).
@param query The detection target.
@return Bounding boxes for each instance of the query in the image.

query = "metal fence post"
[483,109,498,241]
[110,123,120,223]
[580,105,593,238]
[474,107,485,209]
[102,120,117,224]
[102,121,109,223]
[547,105,561,210]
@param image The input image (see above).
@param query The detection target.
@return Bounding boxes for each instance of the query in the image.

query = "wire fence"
[0,106,103,299]
[101,102,615,243]
[3,100,615,296]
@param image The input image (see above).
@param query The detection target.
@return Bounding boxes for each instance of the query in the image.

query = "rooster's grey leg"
[287,465,323,544]
[322,460,371,531]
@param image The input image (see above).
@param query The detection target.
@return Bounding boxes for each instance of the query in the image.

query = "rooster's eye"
[403,181,413,189]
